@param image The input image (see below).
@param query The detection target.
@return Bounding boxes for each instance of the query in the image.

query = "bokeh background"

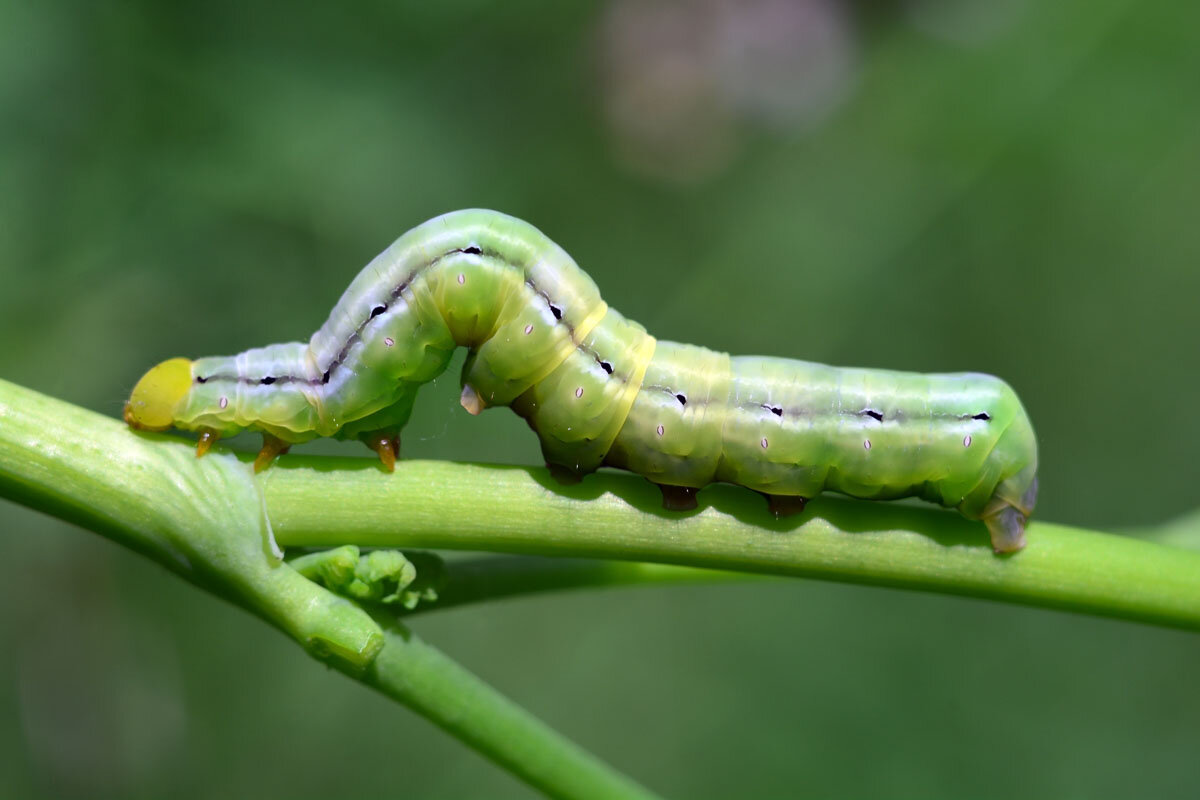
[2,1,1199,797]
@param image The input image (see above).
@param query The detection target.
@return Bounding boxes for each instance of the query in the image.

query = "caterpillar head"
[124,357,193,431]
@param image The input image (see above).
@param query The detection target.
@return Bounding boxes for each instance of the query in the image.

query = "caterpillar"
[125,209,1038,553]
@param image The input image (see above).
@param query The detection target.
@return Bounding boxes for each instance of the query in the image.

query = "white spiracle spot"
[963,435,972,447]
[384,337,395,347]
[219,397,228,409]
[863,439,871,450]
[656,424,665,436]
[457,273,465,285]
[524,324,534,335]
[575,387,584,398]
[760,437,768,449]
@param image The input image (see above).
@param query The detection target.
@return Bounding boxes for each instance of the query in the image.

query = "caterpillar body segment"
[125,210,1038,552]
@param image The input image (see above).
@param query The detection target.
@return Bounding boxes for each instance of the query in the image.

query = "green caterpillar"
[125,210,1038,552]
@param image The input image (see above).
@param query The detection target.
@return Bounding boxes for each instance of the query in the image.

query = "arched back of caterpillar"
[126,210,1038,552]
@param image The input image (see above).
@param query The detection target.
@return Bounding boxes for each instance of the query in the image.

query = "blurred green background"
[2,0,1199,797]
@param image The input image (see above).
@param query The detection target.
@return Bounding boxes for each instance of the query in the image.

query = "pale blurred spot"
[904,0,1028,46]
[598,0,857,184]
[711,0,855,128]
[598,0,737,183]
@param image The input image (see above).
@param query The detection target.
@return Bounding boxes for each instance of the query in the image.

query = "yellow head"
[124,358,194,431]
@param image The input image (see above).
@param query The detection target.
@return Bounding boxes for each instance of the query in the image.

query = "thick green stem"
[262,460,1200,632]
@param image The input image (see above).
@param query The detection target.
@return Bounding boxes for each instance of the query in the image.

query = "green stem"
[262,460,1200,632]
[408,556,751,615]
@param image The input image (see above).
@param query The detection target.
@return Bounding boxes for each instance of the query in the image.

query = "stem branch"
[405,556,750,616]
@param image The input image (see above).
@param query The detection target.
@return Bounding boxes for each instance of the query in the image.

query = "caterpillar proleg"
[125,210,1038,552]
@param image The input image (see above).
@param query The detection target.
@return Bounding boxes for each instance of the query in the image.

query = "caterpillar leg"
[761,493,808,519]
[360,430,401,472]
[657,483,698,511]
[195,427,220,458]
[254,434,291,473]
[983,476,1037,553]
[984,506,1028,554]
[460,384,486,416]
